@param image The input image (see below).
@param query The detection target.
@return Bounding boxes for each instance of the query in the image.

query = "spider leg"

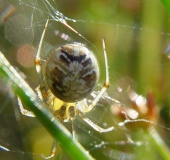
[35,85,54,104]
[41,120,78,159]
[34,18,60,159]
[17,96,35,117]
[34,17,53,102]
[81,37,110,113]
[41,140,57,159]
[71,119,77,140]
[18,92,58,159]
[36,85,58,159]
[35,85,43,100]
[76,109,114,133]
[35,17,49,83]
[17,84,52,118]
[75,37,114,133]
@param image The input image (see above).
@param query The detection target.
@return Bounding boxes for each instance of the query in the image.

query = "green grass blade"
[161,0,170,15]
[0,51,94,160]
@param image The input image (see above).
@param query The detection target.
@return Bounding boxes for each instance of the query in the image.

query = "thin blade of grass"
[0,51,94,160]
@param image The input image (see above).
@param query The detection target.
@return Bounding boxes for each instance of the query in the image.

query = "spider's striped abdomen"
[45,43,99,102]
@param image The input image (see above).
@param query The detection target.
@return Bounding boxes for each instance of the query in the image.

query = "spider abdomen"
[45,43,99,102]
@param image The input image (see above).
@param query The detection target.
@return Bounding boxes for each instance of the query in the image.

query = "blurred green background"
[1,0,170,160]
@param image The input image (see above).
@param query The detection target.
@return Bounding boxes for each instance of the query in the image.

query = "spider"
[18,18,114,159]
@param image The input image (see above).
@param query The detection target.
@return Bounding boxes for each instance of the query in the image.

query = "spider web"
[0,0,170,160]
